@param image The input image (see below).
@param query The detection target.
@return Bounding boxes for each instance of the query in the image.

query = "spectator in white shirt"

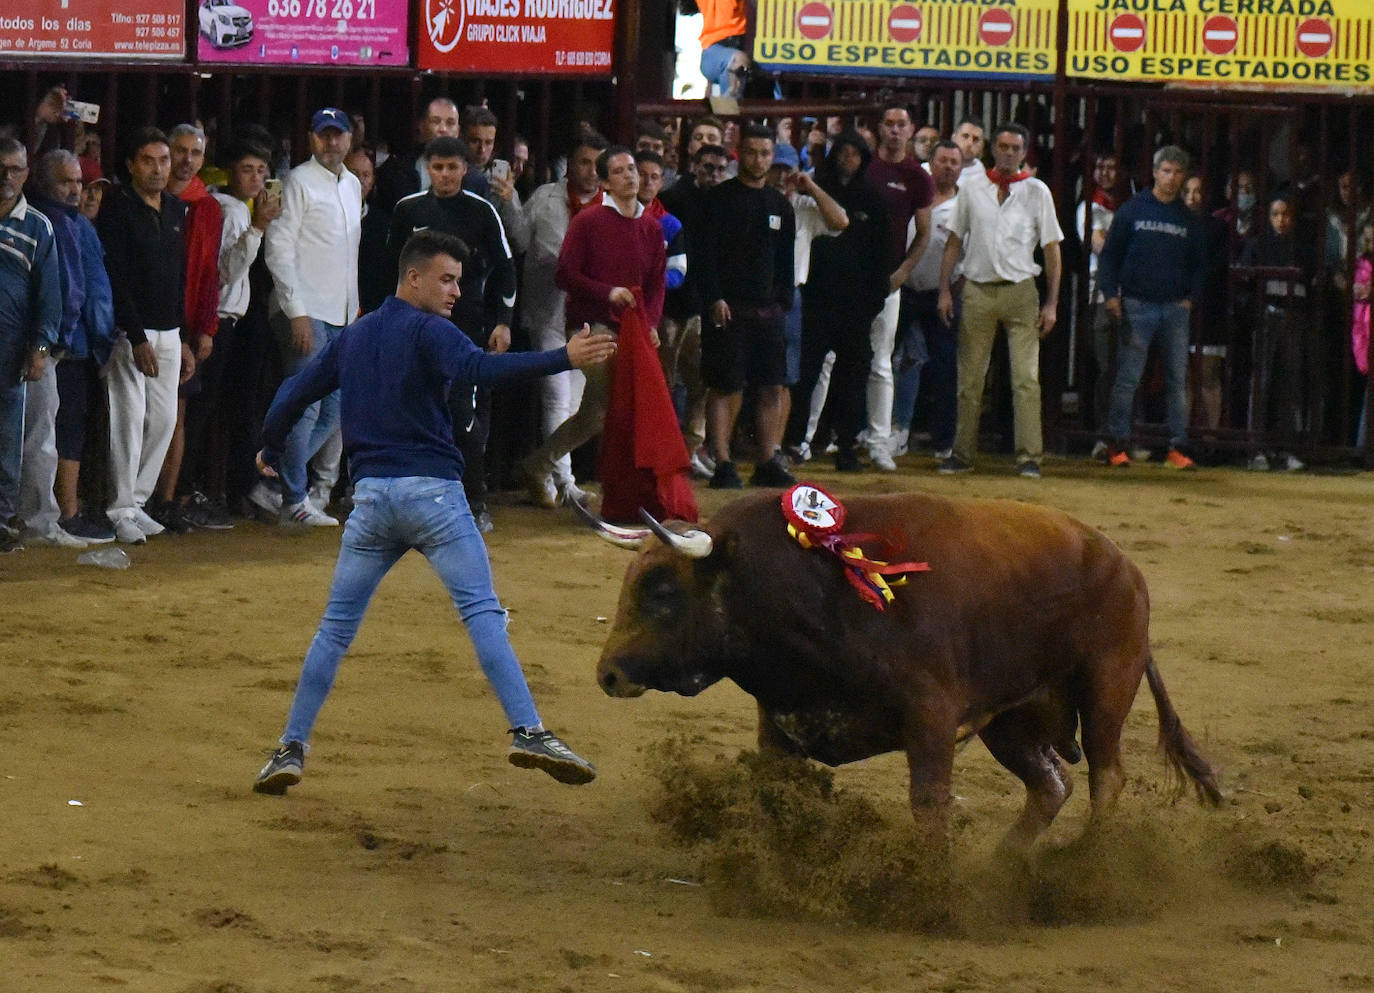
[937,122,1063,478]
[253,107,361,527]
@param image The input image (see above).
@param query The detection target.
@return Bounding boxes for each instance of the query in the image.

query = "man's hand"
[795,171,819,196]
[23,348,47,383]
[490,171,515,202]
[252,190,283,232]
[35,86,67,126]
[180,342,196,384]
[132,341,159,378]
[1104,297,1122,321]
[255,450,278,479]
[1038,302,1058,338]
[937,288,955,326]
[710,299,731,327]
[608,286,635,310]
[195,335,213,362]
[289,315,314,355]
[488,324,511,354]
[565,323,616,370]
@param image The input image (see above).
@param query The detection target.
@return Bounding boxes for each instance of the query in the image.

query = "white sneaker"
[280,501,339,527]
[933,447,953,461]
[131,507,166,537]
[890,427,910,458]
[557,479,589,507]
[868,443,897,472]
[688,446,715,479]
[23,525,89,549]
[113,517,146,545]
[248,480,282,515]
[1278,452,1304,472]
[308,484,333,513]
[1089,440,1109,462]
[1248,453,1270,471]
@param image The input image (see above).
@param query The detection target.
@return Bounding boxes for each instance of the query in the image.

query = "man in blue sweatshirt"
[1097,145,1206,469]
[251,229,616,794]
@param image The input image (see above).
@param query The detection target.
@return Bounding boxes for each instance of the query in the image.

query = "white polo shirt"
[949,170,1063,285]
[906,192,960,292]
[791,193,846,287]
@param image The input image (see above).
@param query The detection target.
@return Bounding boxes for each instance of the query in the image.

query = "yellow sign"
[753,0,1058,80]
[1067,0,1373,86]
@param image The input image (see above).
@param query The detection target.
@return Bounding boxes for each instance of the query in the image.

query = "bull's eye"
[638,566,682,624]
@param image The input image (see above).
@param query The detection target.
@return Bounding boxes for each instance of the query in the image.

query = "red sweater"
[555,199,665,331]
[177,175,223,340]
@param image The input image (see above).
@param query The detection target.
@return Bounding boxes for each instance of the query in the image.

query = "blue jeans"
[892,288,958,451]
[1107,298,1191,449]
[783,286,802,386]
[277,317,343,506]
[280,476,541,744]
[701,40,745,97]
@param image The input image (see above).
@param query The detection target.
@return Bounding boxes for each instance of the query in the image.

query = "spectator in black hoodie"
[784,131,891,471]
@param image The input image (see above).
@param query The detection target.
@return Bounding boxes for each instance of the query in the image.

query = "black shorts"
[55,357,90,461]
[701,301,788,392]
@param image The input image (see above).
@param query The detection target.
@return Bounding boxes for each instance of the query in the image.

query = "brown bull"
[582,489,1221,853]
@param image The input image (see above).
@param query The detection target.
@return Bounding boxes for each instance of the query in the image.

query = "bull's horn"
[568,497,650,550]
[639,508,713,559]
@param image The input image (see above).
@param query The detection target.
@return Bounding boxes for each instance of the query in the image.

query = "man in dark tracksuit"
[388,136,516,532]
[1097,144,1205,469]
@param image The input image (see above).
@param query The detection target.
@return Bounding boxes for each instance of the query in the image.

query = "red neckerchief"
[642,198,667,221]
[568,184,599,220]
[1091,186,1122,211]
[987,166,1032,198]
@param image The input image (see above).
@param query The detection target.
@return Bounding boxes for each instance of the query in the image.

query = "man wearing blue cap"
[253,108,361,527]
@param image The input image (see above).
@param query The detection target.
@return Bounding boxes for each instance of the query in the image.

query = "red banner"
[0,0,185,59]
[417,0,616,75]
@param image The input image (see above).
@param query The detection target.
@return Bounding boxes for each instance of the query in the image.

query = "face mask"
[1237,192,1256,213]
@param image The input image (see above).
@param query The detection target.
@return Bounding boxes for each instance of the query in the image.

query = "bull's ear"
[694,530,737,573]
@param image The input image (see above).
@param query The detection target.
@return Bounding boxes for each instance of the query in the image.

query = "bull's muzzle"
[597,658,647,698]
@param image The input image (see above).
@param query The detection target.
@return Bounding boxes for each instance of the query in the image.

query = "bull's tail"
[1145,655,1223,806]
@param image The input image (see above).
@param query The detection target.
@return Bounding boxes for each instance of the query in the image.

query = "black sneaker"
[147,499,193,535]
[936,455,973,475]
[59,514,115,544]
[253,741,305,795]
[183,491,234,530]
[750,454,796,488]
[508,727,596,785]
[834,447,861,472]
[1015,460,1042,479]
[709,460,744,490]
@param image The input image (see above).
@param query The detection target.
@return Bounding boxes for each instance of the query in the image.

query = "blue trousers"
[1107,298,1191,449]
[281,476,541,744]
[275,317,343,506]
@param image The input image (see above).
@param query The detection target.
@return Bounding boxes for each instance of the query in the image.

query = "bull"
[578,489,1221,854]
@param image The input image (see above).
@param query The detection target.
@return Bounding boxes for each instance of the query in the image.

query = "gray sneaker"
[253,741,305,795]
[508,728,596,785]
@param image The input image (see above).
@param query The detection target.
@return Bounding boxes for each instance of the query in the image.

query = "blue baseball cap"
[310,107,352,134]
[773,143,800,169]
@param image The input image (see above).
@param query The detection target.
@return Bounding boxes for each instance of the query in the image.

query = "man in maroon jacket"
[522,146,672,510]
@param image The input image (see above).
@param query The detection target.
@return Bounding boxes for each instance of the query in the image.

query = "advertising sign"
[1067,0,1374,87]
[754,0,1058,81]
[0,0,184,59]
[196,0,408,66]
[417,0,616,75]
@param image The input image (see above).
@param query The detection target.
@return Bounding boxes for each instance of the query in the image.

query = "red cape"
[597,297,699,524]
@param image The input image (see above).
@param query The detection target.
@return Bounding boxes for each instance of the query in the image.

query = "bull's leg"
[1077,654,1142,820]
[902,713,958,852]
[979,706,1075,854]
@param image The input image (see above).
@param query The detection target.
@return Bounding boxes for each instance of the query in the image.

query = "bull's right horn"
[568,497,650,550]
[639,508,713,559]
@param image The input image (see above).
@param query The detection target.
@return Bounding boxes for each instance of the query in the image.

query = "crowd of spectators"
[3,86,1372,553]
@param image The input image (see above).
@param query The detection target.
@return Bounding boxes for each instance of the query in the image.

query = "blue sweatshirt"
[261,295,572,482]
[1097,190,1206,304]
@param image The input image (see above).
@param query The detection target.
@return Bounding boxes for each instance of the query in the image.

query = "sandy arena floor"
[2,454,1373,992]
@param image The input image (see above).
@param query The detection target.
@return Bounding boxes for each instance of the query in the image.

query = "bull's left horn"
[639,508,713,559]
[568,497,650,550]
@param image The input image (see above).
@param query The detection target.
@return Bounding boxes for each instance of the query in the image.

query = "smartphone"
[62,99,100,125]
[490,158,510,181]
[263,178,282,199]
